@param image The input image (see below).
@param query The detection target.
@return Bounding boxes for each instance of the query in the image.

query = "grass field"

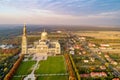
[12,77,22,80]
[14,61,36,75]
[35,56,67,74]
[12,56,68,80]
[37,76,68,80]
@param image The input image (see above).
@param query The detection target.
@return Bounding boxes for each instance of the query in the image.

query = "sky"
[0,0,120,26]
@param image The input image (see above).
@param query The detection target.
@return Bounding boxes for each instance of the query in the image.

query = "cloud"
[0,0,120,15]
[0,0,120,26]
[83,11,120,19]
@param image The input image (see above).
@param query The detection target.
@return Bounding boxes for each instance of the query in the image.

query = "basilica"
[21,24,61,56]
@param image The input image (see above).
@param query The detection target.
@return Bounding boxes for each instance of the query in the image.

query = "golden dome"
[41,29,48,40]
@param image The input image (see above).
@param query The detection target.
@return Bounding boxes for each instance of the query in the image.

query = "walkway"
[14,73,68,77]
[23,55,43,80]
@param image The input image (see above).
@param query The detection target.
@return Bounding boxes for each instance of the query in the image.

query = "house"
[88,43,96,47]
[112,78,120,80]
[90,72,107,78]
[0,44,14,49]
[84,60,89,63]
[80,74,90,78]
[100,44,110,47]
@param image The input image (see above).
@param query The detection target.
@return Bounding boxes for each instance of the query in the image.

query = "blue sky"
[0,0,120,26]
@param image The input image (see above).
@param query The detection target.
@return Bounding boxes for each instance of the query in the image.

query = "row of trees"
[64,54,76,80]
[4,54,24,80]
[0,48,20,54]
[69,54,81,80]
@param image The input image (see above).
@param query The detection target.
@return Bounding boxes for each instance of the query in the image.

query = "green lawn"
[12,77,22,80]
[35,56,67,74]
[37,76,68,80]
[14,61,36,75]
[12,56,68,80]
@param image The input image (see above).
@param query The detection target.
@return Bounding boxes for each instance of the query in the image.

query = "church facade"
[21,24,61,56]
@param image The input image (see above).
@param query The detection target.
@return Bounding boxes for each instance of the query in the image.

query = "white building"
[21,25,61,56]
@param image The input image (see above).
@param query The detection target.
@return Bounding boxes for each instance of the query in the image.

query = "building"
[90,72,107,78]
[21,25,61,56]
[0,44,15,49]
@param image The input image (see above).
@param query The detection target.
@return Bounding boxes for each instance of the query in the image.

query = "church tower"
[21,24,27,54]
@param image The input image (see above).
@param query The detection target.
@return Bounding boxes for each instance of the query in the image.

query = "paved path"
[36,73,68,76]
[23,57,40,80]
[31,60,40,74]
[14,73,68,77]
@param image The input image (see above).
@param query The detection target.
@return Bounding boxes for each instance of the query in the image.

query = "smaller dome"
[41,30,48,40]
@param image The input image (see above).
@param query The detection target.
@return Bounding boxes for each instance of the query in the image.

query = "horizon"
[0,23,120,28]
[0,0,120,26]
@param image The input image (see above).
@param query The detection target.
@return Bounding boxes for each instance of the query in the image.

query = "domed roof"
[41,29,48,40]
[41,31,47,36]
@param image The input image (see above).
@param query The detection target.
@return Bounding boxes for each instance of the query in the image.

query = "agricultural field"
[75,31,120,39]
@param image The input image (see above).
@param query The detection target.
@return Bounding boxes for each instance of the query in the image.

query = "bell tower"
[21,24,27,54]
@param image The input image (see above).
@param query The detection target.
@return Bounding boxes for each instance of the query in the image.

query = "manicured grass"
[14,61,36,75]
[35,56,67,74]
[12,56,68,80]
[37,76,68,80]
[12,77,22,80]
